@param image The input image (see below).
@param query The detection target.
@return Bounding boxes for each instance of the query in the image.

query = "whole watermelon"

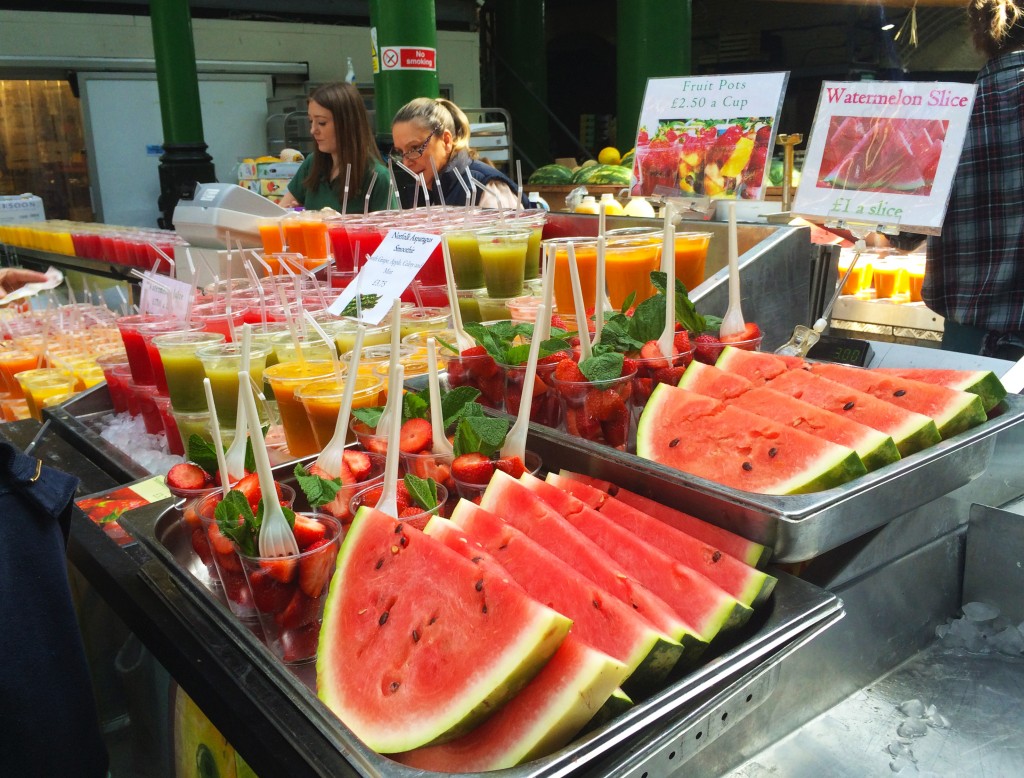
[572,164,633,186]
[528,164,574,185]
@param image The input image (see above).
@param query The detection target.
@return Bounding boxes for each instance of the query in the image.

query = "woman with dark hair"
[390,97,530,209]
[279,82,395,212]
[924,1,1024,359]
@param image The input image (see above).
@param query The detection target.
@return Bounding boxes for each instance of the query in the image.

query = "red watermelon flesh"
[392,633,626,772]
[555,470,772,568]
[681,362,901,472]
[713,346,791,383]
[637,385,867,495]
[316,507,571,754]
[479,472,705,656]
[545,471,776,609]
[519,472,752,639]
[440,504,682,696]
[873,367,1007,413]
[810,362,986,439]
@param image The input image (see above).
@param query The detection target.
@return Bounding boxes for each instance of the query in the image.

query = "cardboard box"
[237,161,301,182]
[258,179,290,196]
[0,194,45,224]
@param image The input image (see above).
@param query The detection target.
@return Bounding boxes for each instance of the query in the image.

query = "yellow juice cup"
[263,361,335,457]
[548,238,599,317]
[17,370,78,421]
[400,306,451,339]
[332,320,391,354]
[296,374,384,449]
[372,353,431,399]
[839,252,874,295]
[907,264,926,303]
[401,330,459,366]
[196,343,272,426]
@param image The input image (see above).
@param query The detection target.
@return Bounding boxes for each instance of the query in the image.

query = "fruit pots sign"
[794,80,977,235]
[631,72,789,201]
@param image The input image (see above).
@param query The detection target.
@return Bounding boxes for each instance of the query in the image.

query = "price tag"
[139,272,194,321]
[328,229,441,324]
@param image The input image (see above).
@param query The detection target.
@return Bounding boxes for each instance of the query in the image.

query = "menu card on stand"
[139,272,194,320]
[793,80,977,235]
[328,230,441,324]
[631,72,789,200]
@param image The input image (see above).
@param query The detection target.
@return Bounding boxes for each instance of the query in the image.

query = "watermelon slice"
[637,385,867,495]
[437,505,683,696]
[545,471,776,609]
[873,367,1007,414]
[714,345,792,383]
[810,362,986,439]
[317,507,571,753]
[681,361,901,472]
[519,472,752,636]
[479,472,708,657]
[556,471,772,568]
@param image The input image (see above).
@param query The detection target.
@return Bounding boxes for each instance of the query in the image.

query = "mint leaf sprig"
[463,321,572,366]
[188,433,257,478]
[452,402,510,458]
[404,473,440,513]
[214,490,295,557]
[293,463,342,509]
[351,384,482,431]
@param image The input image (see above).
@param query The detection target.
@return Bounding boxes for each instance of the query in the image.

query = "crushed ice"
[934,601,1024,658]
[887,695,951,770]
[98,413,182,475]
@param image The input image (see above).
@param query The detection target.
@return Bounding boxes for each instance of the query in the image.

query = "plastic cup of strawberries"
[348,480,449,532]
[302,448,387,524]
[191,479,296,619]
[450,450,542,504]
[236,511,343,664]
[692,323,763,366]
[629,332,697,410]
[442,346,505,410]
[549,358,636,451]
[500,350,570,430]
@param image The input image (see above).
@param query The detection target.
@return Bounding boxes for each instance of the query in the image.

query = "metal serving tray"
[120,491,841,778]
[523,393,1024,564]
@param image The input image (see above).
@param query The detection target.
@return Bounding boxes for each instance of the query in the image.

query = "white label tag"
[139,272,194,320]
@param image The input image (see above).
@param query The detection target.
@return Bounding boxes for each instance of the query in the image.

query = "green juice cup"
[515,212,546,280]
[152,331,225,413]
[196,342,272,426]
[476,227,531,298]
[441,225,486,289]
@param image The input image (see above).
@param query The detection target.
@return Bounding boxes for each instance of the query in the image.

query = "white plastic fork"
[315,324,366,477]
[426,339,454,457]
[501,303,546,460]
[202,378,232,495]
[719,201,747,339]
[441,235,476,352]
[222,326,251,482]
[375,363,406,518]
[657,222,677,360]
[242,371,298,558]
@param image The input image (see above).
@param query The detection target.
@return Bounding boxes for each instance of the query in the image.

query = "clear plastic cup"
[296,373,384,450]
[153,332,226,413]
[263,361,336,458]
[476,227,531,298]
[550,370,636,451]
[348,483,449,532]
[196,342,272,427]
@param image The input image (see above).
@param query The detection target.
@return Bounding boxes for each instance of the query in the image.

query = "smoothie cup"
[127,379,164,435]
[472,290,516,322]
[263,360,335,458]
[907,262,926,303]
[605,235,661,310]
[172,408,235,453]
[196,342,272,426]
[116,313,173,385]
[441,224,486,289]
[514,212,546,280]
[139,320,200,395]
[547,237,599,317]
[96,353,131,412]
[282,216,308,257]
[153,332,226,413]
[20,372,78,421]
[300,215,330,260]
[672,232,713,293]
[839,252,874,295]
[457,289,484,324]
[270,331,336,365]
[258,218,285,255]
[190,302,246,342]
[0,350,43,398]
[399,306,451,339]
[871,260,909,300]
[476,227,531,298]
[332,320,391,355]
[153,395,184,456]
[401,330,459,368]
[296,373,384,450]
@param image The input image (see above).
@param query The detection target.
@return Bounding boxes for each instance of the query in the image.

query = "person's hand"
[0,268,49,298]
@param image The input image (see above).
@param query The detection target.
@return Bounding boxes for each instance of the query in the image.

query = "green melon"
[545,471,776,609]
[556,470,772,568]
[682,361,901,472]
[520,473,752,636]
[479,471,708,661]
[438,504,676,697]
[637,385,867,495]
[572,163,633,186]
[873,367,1007,414]
[528,164,574,185]
[316,506,571,754]
[810,362,986,439]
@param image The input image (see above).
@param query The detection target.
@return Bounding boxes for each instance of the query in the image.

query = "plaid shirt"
[924,49,1024,334]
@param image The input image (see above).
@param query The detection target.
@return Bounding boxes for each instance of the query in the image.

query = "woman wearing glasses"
[279,82,395,212]
[390,97,530,209]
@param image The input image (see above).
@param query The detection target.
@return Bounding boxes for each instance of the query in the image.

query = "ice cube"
[990,626,1024,656]
[897,718,928,738]
[925,711,951,729]
[962,601,1000,622]
[935,623,950,639]
[887,741,915,760]
[964,630,990,655]
[898,699,925,718]
[889,754,910,773]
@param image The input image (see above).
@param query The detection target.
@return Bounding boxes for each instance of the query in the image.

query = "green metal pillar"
[492,0,548,172]
[149,0,216,229]
[369,0,440,140]
[617,0,691,149]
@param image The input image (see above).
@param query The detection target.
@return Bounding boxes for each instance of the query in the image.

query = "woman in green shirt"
[279,82,395,212]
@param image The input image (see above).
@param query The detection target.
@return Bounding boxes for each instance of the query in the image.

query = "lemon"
[598,147,621,166]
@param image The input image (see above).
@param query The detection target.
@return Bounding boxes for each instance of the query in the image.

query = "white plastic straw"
[567,242,592,362]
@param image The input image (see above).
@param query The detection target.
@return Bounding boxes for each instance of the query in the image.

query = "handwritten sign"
[793,80,977,235]
[328,230,440,324]
[139,272,194,320]
[632,72,789,200]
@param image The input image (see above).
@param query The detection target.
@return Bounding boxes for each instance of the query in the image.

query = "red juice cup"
[190,302,246,343]
[154,395,184,455]
[128,379,165,435]
[108,365,134,414]
[139,320,199,395]
[346,221,387,267]
[96,354,130,412]
[550,370,636,451]
[117,313,173,385]
[326,219,354,272]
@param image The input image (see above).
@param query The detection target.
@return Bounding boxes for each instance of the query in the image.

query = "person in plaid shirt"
[924,0,1024,361]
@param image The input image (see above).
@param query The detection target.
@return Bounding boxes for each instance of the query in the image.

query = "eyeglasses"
[389,133,434,162]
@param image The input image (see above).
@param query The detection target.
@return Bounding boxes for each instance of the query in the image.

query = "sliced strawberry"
[399,418,432,454]
[451,452,495,485]
[554,357,586,383]
[248,567,294,613]
[394,482,411,512]
[565,406,601,440]
[494,456,526,478]
[279,623,320,663]
[653,365,687,386]
[460,345,489,358]
[477,374,505,406]
[639,340,670,368]
[550,314,571,331]
[399,506,426,519]
[537,350,571,366]
[719,322,761,345]
[342,449,373,481]
[206,521,236,556]
[215,547,242,574]
[694,333,722,365]
[602,402,630,448]
[673,330,692,355]
[261,556,297,584]
[358,485,383,509]
[292,515,328,549]
[167,462,209,492]
[584,388,626,422]
[622,357,639,377]
[298,538,336,598]
[276,589,320,629]
[190,527,212,565]
[233,472,262,507]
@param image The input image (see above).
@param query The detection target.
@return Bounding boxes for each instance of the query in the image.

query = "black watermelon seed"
[399,535,408,547]
[394,524,403,533]
[712,550,722,563]
[498,543,508,551]
[768,447,778,458]
[471,556,483,563]
[390,681,400,692]
[412,630,420,643]
[375,558,384,570]
[742,461,753,471]
[894,389,906,397]
[632,603,638,609]
[475,579,484,592]
[669,438,681,448]
[843,401,855,410]
[481,603,488,614]
[429,616,437,625]
[593,599,601,609]
[379,611,389,626]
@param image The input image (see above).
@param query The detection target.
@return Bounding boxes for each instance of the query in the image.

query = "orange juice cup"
[296,374,384,449]
[907,264,926,302]
[372,353,431,398]
[259,219,285,254]
[17,370,78,421]
[263,361,335,458]
[872,261,909,299]
[674,232,713,293]
[0,350,42,398]
[282,218,308,257]
[605,237,661,310]
[300,217,330,260]
[547,237,598,317]
[838,252,874,295]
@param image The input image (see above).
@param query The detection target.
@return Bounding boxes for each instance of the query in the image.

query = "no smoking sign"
[379,46,436,72]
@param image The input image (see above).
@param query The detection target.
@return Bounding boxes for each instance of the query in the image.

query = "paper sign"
[139,272,194,320]
[328,229,441,324]
[631,72,789,200]
[793,81,977,235]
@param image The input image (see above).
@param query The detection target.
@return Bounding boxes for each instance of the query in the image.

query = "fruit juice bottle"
[282,217,308,257]
[548,237,599,317]
[116,313,172,385]
[441,226,486,289]
[605,237,660,310]
[259,219,285,254]
[197,343,272,426]
[674,232,713,293]
[477,227,530,298]
[263,361,335,457]
[0,350,41,398]
[297,374,383,449]
[153,331,225,413]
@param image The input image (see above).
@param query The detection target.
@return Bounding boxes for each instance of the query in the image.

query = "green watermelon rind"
[637,384,866,496]
[572,164,633,186]
[875,368,1007,414]
[528,164,574,185]
[579,687,634,737]
[317,507,571,754]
